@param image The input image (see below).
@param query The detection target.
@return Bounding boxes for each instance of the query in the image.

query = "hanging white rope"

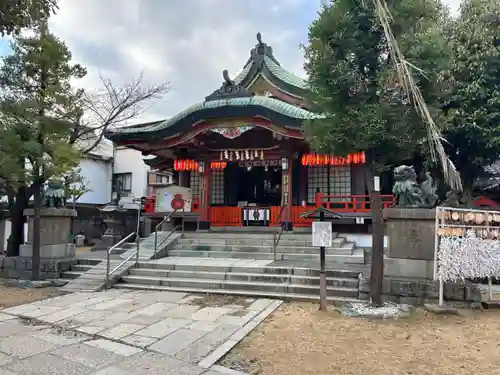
[371,0,463,192]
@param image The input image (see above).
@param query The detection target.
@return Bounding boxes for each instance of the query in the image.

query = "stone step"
[166,249,365,264]
[119,232,181,261]
[119,275,359,298]
[70,264,93,272]
[59,259,134,293]
[74,258,102,266]
[113,283,361,304]
[172,243,354,255]
[60,271,85,279]
[128,268,359,288]
[183,232,321,240]
[136,262,361,278]
[177,237,346,247]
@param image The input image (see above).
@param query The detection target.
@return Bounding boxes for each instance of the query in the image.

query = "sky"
[5,0,462,123]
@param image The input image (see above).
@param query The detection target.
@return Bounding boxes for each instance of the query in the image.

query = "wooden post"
[319,209,327,311]
[370,176,384,306]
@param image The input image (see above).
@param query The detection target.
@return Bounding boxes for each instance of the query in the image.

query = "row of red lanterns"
[210,161,227,170]
[174,159,199,171]
[301,152,366,167]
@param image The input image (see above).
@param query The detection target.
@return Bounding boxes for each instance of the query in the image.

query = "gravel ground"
[221,302,500,375]
[0,279,62,308]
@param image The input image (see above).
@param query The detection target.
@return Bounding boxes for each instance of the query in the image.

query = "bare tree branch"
[71,72,170,154]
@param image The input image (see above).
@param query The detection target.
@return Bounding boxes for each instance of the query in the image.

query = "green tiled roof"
[229,33,309,97]
[105,33,317,143]
[263,56,308,91]
[108,96,322,136]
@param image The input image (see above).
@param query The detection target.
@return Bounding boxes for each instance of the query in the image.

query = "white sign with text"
[312,221,332,247]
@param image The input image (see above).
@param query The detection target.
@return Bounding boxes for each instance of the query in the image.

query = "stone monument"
[20,181,77,259]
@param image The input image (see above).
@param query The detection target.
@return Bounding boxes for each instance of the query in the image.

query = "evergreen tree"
[0,0,57,36]
[441,0,500,197]
[303,0,451,172]
[0,23,86,266]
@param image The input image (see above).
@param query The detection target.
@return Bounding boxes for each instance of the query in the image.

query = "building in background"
[147,170,175,196]
[112,146,151,209]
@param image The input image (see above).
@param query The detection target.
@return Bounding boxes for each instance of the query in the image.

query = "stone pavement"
[0,289,282,375]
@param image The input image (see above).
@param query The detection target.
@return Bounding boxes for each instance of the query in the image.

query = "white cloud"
[48,0,321,122]
[48,0,463,123]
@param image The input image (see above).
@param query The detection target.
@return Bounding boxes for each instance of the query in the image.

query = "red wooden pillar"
[199,164,211,230]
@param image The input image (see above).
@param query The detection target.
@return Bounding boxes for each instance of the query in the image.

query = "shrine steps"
[166,249,364,263]
[113,260,361,302]
[169,232,365,264]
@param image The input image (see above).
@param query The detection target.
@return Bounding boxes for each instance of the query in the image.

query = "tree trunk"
[6,188,28,257]
[31,182,42,281]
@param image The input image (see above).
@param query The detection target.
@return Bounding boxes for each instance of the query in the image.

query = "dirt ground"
[0,280,61,309]
[76,246,92,254]
[221,302,500,375]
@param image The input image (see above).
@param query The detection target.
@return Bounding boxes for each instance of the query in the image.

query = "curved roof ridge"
[106,96,323,136]
[263,56,308,90]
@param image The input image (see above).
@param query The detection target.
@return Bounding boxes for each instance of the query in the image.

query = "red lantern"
[359,151,366,164]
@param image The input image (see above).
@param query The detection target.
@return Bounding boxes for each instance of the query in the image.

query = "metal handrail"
[273,205,288,261]
[153,225,181,259]
[153,209,178,253]
[105,231,135,290]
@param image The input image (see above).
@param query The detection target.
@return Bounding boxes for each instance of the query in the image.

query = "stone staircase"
[166,231,365,264]
[58,258,128,293]
[114,260,361,302]
[58,231,182,293]
[110,231,366,302]
[119,231,182,260]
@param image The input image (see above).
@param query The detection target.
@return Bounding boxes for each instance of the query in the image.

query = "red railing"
[315,193,394,212]
[270,206,281,226]
[210,206,243,226]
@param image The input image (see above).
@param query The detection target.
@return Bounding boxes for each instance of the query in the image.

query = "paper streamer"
[437,230,500,282]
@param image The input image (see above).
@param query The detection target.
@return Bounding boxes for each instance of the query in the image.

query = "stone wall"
[358,276,489,305]
[383,208,436,279]
[0,256,74,280]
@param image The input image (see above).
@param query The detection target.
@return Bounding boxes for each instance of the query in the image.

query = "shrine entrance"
[235,165,282,206]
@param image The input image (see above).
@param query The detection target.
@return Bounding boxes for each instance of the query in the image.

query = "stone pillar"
[20,208,77,259]
[199,166,211,231]
[281,158,293,231]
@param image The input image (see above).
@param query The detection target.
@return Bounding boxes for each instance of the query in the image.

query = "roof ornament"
[248,32,279,66]
[205,69,252,101]
[257,32,263,45]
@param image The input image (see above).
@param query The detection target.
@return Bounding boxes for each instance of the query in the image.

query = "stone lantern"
[98,202,127,248]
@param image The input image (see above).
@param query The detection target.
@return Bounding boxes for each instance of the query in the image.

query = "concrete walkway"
[0,289,282,375]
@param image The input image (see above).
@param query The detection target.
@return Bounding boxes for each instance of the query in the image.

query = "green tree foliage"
[0,24,85,257]
[303,0,450,171]
[441,0,500,190]
[0,0,57,36]
[0,27,86,188]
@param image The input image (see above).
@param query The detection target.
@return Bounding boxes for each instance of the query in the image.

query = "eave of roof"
[105,96,322,142]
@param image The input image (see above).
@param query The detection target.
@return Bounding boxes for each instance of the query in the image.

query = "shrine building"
[105,33,394,230]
